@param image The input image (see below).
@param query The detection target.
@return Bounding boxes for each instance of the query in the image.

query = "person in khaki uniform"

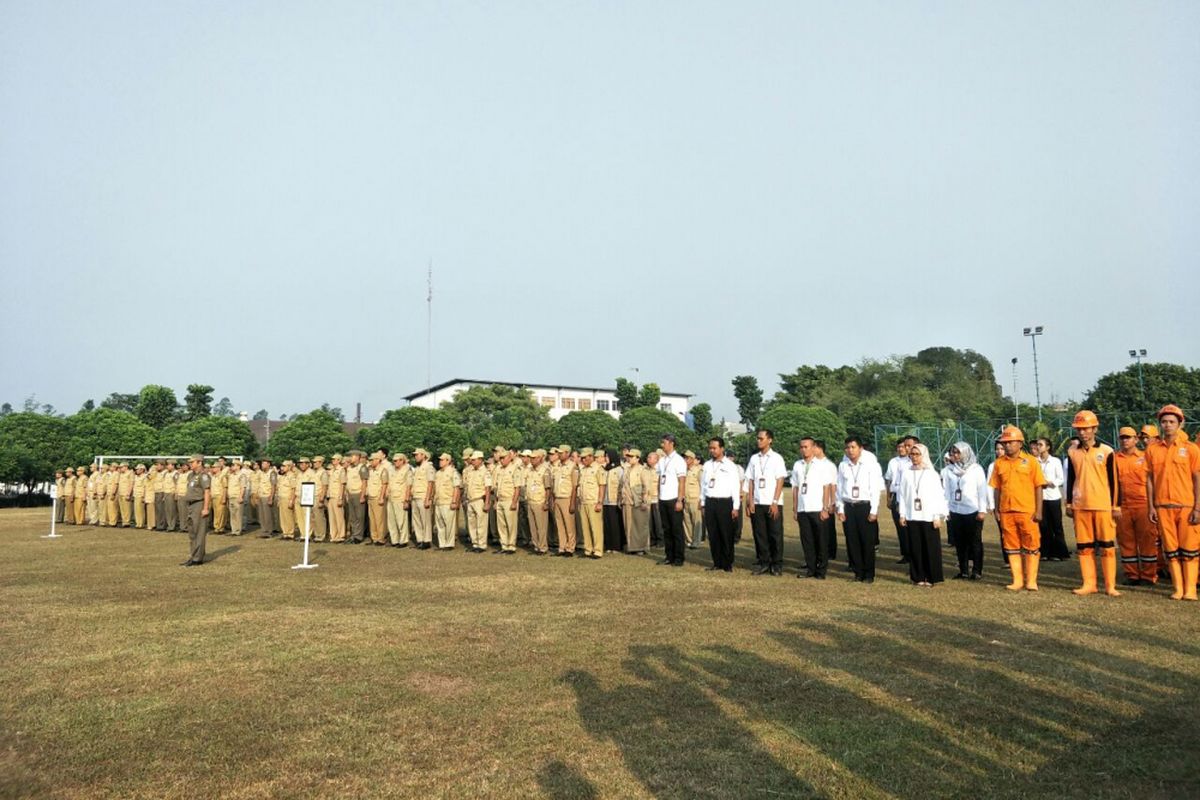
[462,451,493,552]
[292,457,316,540]
[409,449,436,549]
[364,451,389,545]
[173,465,190,533]
[277,460,298,539]
[626,450,652,554]
[488,446,506,546]
[458,447,474,544]
[387,453,412,547]
[524,449,552,554]
[432,453,462,550]
[551,446,579,556]
[85,465,100,525]
[345,450,369,543]
[53,471,66,523]
[60,469,75,524]
[515,450,532,547]
[310,456,329,542]
[326,454,347,542]
[494,449,521,554]
[115,463,133,527]
[106,464,122,526]
[576,448,606,558]
[683,450,704,549]
[155,461,171,530]
[132,464,147,528]
[257,458,278,537]
[73,468,88,526]
[143,462,159,531]
[181,455,212,567]
[227,460,249,535]
[96,464,111,526]
[210,459,229,534]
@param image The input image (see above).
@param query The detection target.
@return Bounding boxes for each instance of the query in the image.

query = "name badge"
[800,482,808,494]
[757,478,765,489]
[954,489,962,502]
[914,498,923,511]
[707,479,715,488]
[660,474,666,484]
[851,486,860,499]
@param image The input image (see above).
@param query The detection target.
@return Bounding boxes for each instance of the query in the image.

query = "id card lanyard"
[849,462,861,499]
[913,469,925,512]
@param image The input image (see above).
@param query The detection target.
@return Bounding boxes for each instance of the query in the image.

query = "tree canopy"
[158,417,258,458]
[358,407,469,460]
[618,407,702,458]
[264,410,352,462]
[184,384,214,421]
[0,412,72,490]
[135,385,179,429]
[1082,363,1200,420]
[757,404,848,461]
[439,385,552,450]
[65,409,159,464]
[548,411,624,452]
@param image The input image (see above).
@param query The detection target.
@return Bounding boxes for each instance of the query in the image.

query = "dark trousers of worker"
[1039,499,1070,559]
[257,499,275,534]
[890,500,910,559]
[907,520,944,584]
[154,494,167,530]
[797,512,829,577]
[187,500,208,563]
[649,503,663,547]
[175,498,188,532]
[348,496,366,542]
[164,494,177,531]
[842,502,877,581]
[949,511,984,576]
[659,499,685,564]
[750,505,784,569]
[704,498,736,569]
[825,515,838,560]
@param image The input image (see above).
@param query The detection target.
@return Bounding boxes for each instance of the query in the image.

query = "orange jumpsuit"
[1065,441,1119,594]
[989,453,1046,556]
[1144,433,1200,561]
[1114,450,1157,583]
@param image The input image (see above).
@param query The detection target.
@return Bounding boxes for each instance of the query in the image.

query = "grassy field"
[2,504,1198,800]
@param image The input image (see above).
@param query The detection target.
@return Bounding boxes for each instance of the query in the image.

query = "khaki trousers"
[257,498,274,534]
[175,497,188,531]
[553,498,576,553]
[683,499,703,546]
[580,502,603,556]
[279,500,297,538]
[134,496,146,528]
[118,496,132,526]
[74,497,86,526]
[296,503,312,540]
[313,501,328,541]
[154,493,166,530]
[411,499,432,544]
[105,497,118,526]
[187,501,208,563]
[497,500,518,551]
[327,498,346,542]
[347,496,366,541]
[466,498,488,549]
[145,496,156,530]
[228,498,244,534]
[387,498,409,544]
[367,495,386,543]
[63,497,74,524]
[526,499,549,552]
[87,498,99,525]
[212,496,228,532]
[434,504,456,548]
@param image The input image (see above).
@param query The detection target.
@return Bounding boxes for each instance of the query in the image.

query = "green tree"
[79,399,95,412]
[357,407,469,460]
[265,409,353,463]
[318,403,345,422]
[615,378,639,411]
[100,392,139,413]
[158,417,257,458]
[0,402,12,417]
[690,402,713,437]
[548,411,624,451]
[843,394,922,440]
[732,375,763,428]
[757,404,848,462]
[252,409,269,421]
[184,384,214,421]
[439,384,552,449]
[1082,363,1200,420]
[636,382,661,409]
[65,409,159,464]
[212,397,235,418]
[619,407,701,458]
[0,412,72,492]
[135,385,179,429]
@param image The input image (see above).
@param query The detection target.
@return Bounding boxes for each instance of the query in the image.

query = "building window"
[541,397,555,408]
[578,399,592,411]
[596,399,610,411]
[660,403,673,412]
[561,397,575,410]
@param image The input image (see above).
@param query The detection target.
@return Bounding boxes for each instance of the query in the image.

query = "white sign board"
[299,482,315,508]
[49,485,58,500]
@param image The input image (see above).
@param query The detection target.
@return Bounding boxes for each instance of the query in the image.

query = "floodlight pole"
[1129,349,1147,406]
[1011,357,1019,428]
[1023,326,1044,422]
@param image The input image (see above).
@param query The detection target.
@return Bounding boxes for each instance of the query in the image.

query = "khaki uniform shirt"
[578,463,603,505]
[433,466,462,505]
[185,471,211,503]
[174,471,189,498]
[495,462,519,503]
[326,466,345,500]
[685,465,702,502]
[462,464,492,502]
[525,463,551,504]
[388,465,412,501]
[366,464,388,498]
[346,464,368,497]
[551,463,577,499]
[133,473,147,499]
[411,462,436,500]
[210,469,228,499]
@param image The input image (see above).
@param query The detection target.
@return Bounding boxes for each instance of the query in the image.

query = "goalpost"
[93,455,246,467]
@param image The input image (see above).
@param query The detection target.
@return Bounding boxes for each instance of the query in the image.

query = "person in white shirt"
[700,436,741,572]
[656,434,689,567]
[1032,436,1070,561]
[792,437,838,579]
[744,429,788,576]
[813,440,840,561]
[941,441,991,580]
[836,436,885,583]
[899,444,949,586]
[885,436,917,564]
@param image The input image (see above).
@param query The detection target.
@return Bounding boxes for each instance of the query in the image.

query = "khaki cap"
[299,456,310,463]
[683,450,696,459]
[462,447,474,457]
[393,452,408,462]
[628,448,642,457]
[580,447,594,457]
[414,447,430,457]
[282,459,294,467]
[313,455,325,463]
[492,445,505,453]
[558,444,571,454]
[520,449,532,457]
[471,450,485,460]
[438,452,451,461]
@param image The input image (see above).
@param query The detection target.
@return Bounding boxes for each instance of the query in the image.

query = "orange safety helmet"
[1156,404,1185,423]
[1071,410,1100,429]
[997,425,1025,443]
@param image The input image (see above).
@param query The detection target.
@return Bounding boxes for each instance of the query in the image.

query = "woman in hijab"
[941,441,990,579]
[899,443,949,586]
[601,449,626,554]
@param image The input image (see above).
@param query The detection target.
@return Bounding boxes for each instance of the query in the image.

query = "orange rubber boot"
[1168,561,1185,601]
[1101,550,1121,597]
[1073,553,1098,596]
[1024,554,1039,591]
[1006,555,1024,591]
[1184,560,1199,602]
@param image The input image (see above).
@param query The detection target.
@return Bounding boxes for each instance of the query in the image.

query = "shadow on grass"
[564,606,1200,798]
[536,759,599,800]
[204,545,241,562]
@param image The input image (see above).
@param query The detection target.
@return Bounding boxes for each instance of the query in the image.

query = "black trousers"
[825,514,838,560]
[948,511,984,575]
[797,512,829,577]
[649,503,663,547]
[602,505,625,553]
[659,500,685,563]
[842,503,877,580]
[704,498,736,569]
[1039,499,1070,558]
[890,498,910,558]
[750,505,784,568]
[907,520,944,584]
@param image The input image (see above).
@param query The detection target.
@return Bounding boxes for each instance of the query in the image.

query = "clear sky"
[2,1,1196,422]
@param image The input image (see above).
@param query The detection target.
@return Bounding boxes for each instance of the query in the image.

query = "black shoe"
[179,559,193,566]
[952,572,969,580]
[864,577,874,584]
[815,573,826,580]
[562,551,574,558]
[191,559,203,566]
[723,567,733,573]
[751,564,769,575]
[896,557,909,564]
[657,558,673,565]
[503,550,515,555]
[670,561,683,567]
[969,572,982,580]
[770,566,782,576]
[705,566,721,571]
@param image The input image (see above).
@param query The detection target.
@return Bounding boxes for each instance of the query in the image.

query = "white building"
[403,378,692,422]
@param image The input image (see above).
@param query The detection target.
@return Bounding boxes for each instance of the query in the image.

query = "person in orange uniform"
[1114,426,1158,585]
[1065,410,1121,596]
[988,425,1046,591]
[1144,405,1200,601]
